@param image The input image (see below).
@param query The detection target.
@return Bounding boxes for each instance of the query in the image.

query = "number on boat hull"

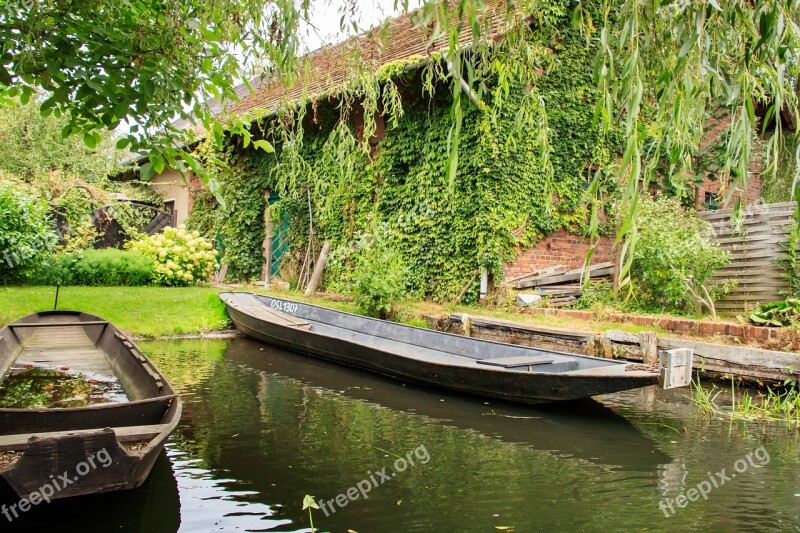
[268,299,299,315]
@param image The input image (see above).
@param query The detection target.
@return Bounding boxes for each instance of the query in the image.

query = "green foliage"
[776,185,800,299]
[588,0,800,291]
[630,196,730,312]
[1,0,309,197]
[748,299,800,327]
[127,226,217,286]
[0,97,124,182]
[0,181,57,281]
[763,132,799,204]
[692,374,800,427]
[3,0,799,253]
[572,280,615,311]
[193,10,611,302]
[350,224,409,319]
[30,249,153,286]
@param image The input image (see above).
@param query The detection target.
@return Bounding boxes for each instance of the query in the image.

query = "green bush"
[31,249,153,286]
[631,196,730,313]
[349,225,409,319]
[127,225,217,286]
[0,181,57,282]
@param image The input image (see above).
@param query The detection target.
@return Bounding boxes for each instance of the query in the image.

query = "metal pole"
[54,283,61,311]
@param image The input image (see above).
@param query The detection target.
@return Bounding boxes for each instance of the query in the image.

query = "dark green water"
[4,337,799,532]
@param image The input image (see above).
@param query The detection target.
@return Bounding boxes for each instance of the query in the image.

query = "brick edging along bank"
[521,307,775,341]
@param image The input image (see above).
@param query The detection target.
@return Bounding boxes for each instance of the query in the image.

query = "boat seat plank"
[9,321,108,328]
[477,356,555,368]
[238,305,311,330]
[0,423,170,451]
[16,326,114,377]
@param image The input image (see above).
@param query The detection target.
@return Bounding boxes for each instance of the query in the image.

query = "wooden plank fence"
[698,201,795,311]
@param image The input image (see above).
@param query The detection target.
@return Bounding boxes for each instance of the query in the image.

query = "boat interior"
[225,292,626,374]
[0,311,177,443]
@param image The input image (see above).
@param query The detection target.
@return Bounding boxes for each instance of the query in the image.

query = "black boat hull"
[222,293,658,404]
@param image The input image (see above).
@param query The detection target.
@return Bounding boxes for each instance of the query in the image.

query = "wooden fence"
[698,201,796,312]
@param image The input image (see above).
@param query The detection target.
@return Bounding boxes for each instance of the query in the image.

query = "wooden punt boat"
[220,292,665,404]
[0,311,181,501]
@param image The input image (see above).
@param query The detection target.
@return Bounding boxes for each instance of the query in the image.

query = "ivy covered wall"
[187,1,620,302]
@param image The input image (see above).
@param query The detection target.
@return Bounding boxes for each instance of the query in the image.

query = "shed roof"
[176,0,516,133]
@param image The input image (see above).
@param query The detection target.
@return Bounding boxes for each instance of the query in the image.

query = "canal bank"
[430,313,800,384]
[2,285,798,383]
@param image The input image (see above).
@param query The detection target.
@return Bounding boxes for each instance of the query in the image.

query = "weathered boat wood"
[0,311,182,502]
[220,292,662,404]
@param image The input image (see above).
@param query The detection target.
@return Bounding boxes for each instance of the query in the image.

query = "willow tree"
[2,0,799,289]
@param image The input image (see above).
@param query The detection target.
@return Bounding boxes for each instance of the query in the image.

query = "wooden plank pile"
[511,262,615,307]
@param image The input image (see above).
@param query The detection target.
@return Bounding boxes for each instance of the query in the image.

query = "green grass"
[690,374,800,428]
[0,286,230,338]
[0,284,713,342]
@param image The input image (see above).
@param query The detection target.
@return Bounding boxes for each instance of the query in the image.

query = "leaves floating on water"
[0,367,126,409]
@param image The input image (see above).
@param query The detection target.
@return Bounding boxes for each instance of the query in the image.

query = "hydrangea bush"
[128,225,217,286]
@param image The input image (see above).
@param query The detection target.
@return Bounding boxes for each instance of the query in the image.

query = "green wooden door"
[268,191,289,277]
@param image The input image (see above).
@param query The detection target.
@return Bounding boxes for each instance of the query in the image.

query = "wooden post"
[261,191,273,286]
[638,331,658,365]
[659,348,694,389]
[601,335,614,359]
[304,240,331,296]
[611,241,622,299]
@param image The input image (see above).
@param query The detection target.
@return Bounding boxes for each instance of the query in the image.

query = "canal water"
[5,337,799,532]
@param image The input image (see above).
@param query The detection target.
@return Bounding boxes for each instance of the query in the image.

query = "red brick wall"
[503,229,613,281]
[694,111,764,210]
[695,173,763,211]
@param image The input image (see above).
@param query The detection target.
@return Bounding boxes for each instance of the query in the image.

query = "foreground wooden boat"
[0,311,181,501]
[220,292,672,404]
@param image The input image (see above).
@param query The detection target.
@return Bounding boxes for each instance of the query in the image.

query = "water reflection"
[225,338,672,471]
[3,337,798,532]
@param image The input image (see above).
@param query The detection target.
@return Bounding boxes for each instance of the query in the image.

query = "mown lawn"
[0,286,230,337]
[0,284,704,342]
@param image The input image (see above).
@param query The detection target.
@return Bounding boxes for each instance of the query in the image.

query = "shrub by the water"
[32,249,153,286]
[128,226,217,286]
[631,196,730,312]
[349,225,409,319]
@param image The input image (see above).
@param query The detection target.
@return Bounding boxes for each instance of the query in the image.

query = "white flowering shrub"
[127,225,217,286]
